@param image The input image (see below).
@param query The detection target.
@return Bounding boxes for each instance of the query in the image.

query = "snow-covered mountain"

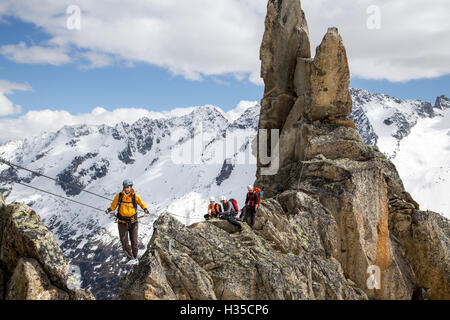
[351,88,437,154]
[0,103,260,299]
[0,90,448,299]
[350,89,450,218]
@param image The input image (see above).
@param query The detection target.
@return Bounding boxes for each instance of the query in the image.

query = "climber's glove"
[106,208,112,215]
[143,208,149,217]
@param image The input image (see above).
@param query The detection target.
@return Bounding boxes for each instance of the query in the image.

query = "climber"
[204,197,222,220]
[106,179,149,265]
[219,196,242,232]
[240,185,260,229]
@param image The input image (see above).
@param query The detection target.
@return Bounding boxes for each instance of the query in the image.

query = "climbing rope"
[0,156,218,265]
[0,157,145,213]
[0,176,153,224]
[0,176,104,212]
[0,158,195,221]
[68,257,130,265]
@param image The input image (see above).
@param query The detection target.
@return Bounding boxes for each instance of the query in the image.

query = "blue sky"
[0,0,449,122]
[0,18,264,115]
[1,54,265,115]
[351,76,450,106]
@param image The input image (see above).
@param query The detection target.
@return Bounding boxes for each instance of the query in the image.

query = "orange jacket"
[208,203,221,217]
[109,190,147,217]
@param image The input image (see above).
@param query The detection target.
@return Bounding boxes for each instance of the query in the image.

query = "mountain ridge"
[119,0,449,300]
[1,88,449,299]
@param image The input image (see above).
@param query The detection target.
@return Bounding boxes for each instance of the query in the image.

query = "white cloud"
[0,80,31,117]
[0,42,71,65]
[0,107,152,142]
[226,100,259,122]
[0,93,22,116]
[0,101,253,142]
[301,0,450,82]
[0,80,32,94]
[77,51,114,69]
[0,0,450,82]
[0,0,265,82]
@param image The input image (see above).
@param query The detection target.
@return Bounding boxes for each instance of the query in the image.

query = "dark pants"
[240,205,256,228]
[204,213,220,220]
[118,222,139,259]
[220,213,242,231]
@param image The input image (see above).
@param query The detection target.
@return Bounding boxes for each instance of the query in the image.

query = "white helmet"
[209,196,215,202]
[247,185,253,192]
[219,195,226,202]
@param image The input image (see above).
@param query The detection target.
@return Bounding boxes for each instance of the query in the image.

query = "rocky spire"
[309,27,353,121]
[254,0,449,300]
[260,0,310,96]
[257,0,310,169]
[118,0,449,301]
[257,2,358,174]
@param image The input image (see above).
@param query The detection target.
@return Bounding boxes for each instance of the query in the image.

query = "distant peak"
[435,95,450,110]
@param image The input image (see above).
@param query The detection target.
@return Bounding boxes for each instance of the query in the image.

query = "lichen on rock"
[119,0,449,301]
[119,212,367,300]
[0,195,94,300]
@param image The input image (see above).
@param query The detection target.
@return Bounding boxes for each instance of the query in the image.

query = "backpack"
[253,188,263,204]
[118,192,137,212]
[229,198,239,215]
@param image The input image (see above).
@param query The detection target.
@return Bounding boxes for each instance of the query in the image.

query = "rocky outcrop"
[118,0,449,301]
[119,212,367,300]
[435,95,450,111]
[0,196,94,300]
[254,0,449,300]
[389,209,450,299]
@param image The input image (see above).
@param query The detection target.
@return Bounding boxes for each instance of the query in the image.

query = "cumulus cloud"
[0,42,71,65]
[302,0,450,82]
[0,80,31,117]
[226,100,259,122]
[0,101,254,142]
[0,0,449,82]
[0,0,265,82]
[0,93,22,116]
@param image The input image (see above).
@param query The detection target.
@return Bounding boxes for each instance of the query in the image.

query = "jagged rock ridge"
[118,0,449,300]
[0,104,260,299]
[0,193,94,300]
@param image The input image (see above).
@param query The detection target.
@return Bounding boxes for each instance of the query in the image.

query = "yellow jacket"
[109,190,147,217]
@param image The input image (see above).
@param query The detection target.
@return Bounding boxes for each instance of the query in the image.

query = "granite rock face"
[254,0,449,300]
[119,0,449,300]
[0,197,94,300]
[119,212,367,300]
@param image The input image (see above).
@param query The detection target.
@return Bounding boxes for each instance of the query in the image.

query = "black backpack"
[117,192,137,221]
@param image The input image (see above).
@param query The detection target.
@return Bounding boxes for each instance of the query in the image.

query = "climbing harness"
[0,176,150,224]
[0,156,211,267]
[0,158,190,221]
[0,157,144,214]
